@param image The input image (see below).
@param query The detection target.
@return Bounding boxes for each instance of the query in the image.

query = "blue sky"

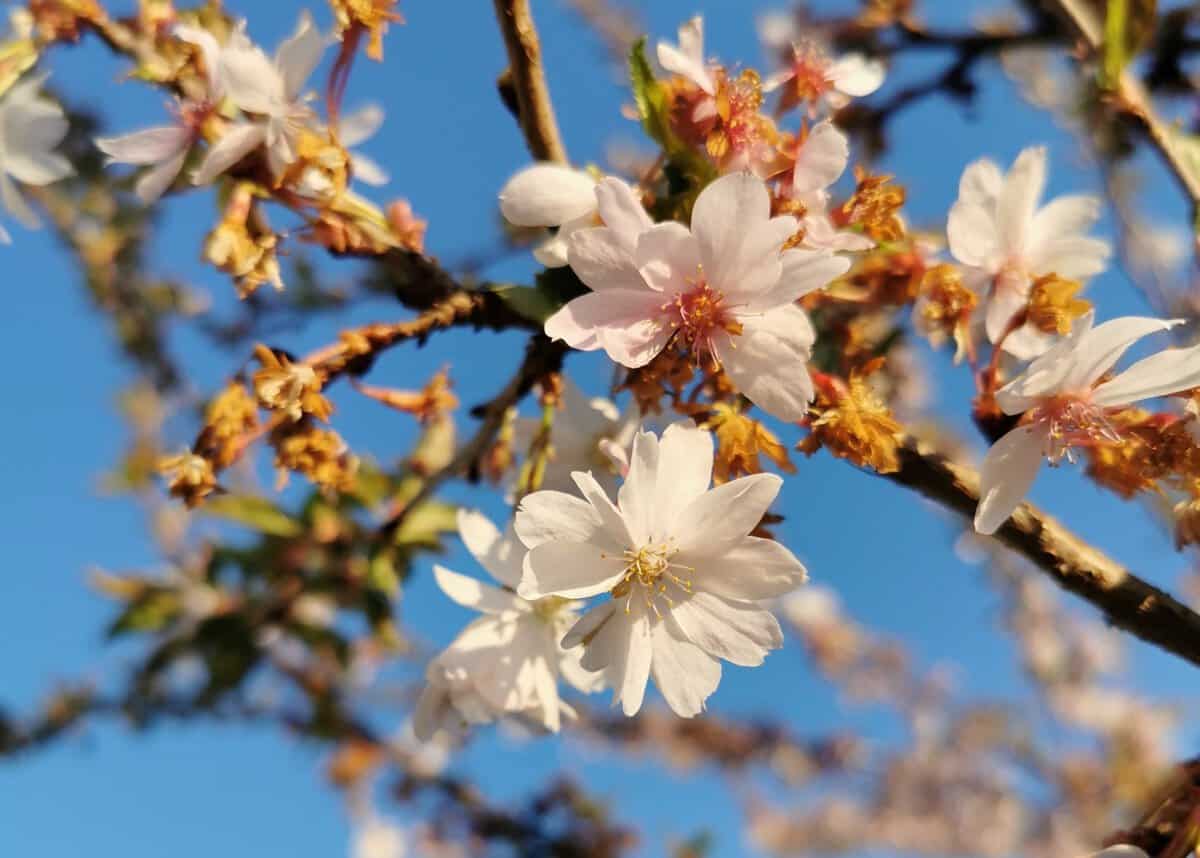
[2,1,1198,856]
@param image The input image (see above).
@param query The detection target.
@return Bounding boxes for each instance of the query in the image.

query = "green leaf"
[367,549,401,596]
[630,37,672,147]
[1101,0,1157,90]
[202,494,303,538]
[393,500,459,548]
[107,590,180,638]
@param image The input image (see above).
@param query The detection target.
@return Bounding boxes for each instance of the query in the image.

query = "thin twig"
[492,0,568,163]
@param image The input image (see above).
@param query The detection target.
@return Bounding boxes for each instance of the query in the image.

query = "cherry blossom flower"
[786,120,873,252]
[95,26,223,203]
[193,13,327,185]
[498,162,601,266]
[764,41,884,116]
[0,72,73,242]
[656,16,715,96]
[412,509,601,740]
[513,377,637,495]
[947,146,1111,359]
[974,312,1200,534]
[514,422,807,717]
[352,816,408,858]
[546,171,850,421]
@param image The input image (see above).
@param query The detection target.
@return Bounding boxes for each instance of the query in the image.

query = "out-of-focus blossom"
[0,72,73,242]
[764,41,884,116]
[339,103,389,186]
[656,15,714,96]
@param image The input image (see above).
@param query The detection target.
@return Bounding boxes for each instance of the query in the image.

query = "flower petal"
[338,103,384,147]
[96,125,189,166]
[135,147,189,204]
[220,40,284,114]
[1092,343,1200,407]
[1026,235,1110,280]
[519,540,626,600]
[697,536,807,601]
[827,53,885,97]
[656,16,714,95]
[957,157,1003,207]
[673,472,782,557]
[792,121,848,195]
[433,564,526,615]
[668,591,782,666]
[349,152,389,186]
[617,428,658,546]
[458,508,524,588]
[974,423,1047,535]
[0,173,38,229]
[544,290,670,368]
[995,145,1046,256]
[1063,315,1183,390]
[946,200,998,268]
[652,420,713,537]
[562,600,616,648]
[192,122,266,185]
[275,12,326,101]
[568,225,646,291]
[572,470,635,547]
[635,221,702,295]
[650,622,721,717]
[716,304,816,421]
[580,598,652,715]
[750,248,849,310]
[515,489,603,549]
[594,177,652,246]
[1029,194,1100,239]
[498,163,596,228]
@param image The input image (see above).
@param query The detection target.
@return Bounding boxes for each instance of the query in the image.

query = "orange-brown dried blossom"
[705,68,784,174]
[620,348,697,415]
[205,187,284,297]
[800,362,904,473]
[159,451,218,507]
[1026,273,1090,335]
[355,367,458,424]
[29,0,106,42]
[195,381,259,469]
[833,167,906,242]
[386,199,427,253]
[703,402,796,483]
[330,0,403,60]
[917,263,978,363]
[845,243,928,305]
[1085,409,1198,499]
[253,345,333,423]
[271,423,358,492]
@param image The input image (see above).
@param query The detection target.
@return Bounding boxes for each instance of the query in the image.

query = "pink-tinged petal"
[191,122,266,185]
[594,177,652,246]
[635,221,702,294]
[571,470,635,548]
[802,213,875,252]
[275,12,327,101]
[995,145,1046,256]
[458,508,524,589]
[562,600,616,648]
[135,147,189,204]
[996,313,1095,412]
[96,125,189,166]
[220,42,284,114]
[792,121,848,195]
[673,472,782,557]
[946,200,998,268]
[656,16,714,95]
[543,289,664,358]
[519,540,626,600]
[716,305,816,421]
[567,225,646,291]
[958,158,1003,207]
[691,172,796,301]
[515,490,603,549]
[652,421,713,537]
[750,248,849,310]
[827,53,885,97]
[697,536,807,600]
[650,622,721,717]
[498,163,596,228]
[433,565,527,615]
[1092,343,1200,407]
[668,591,782,666]
[974,423,1048,535]
[617,429,659,546]
[1026,235,1110,280]
[1063,316,1183,390]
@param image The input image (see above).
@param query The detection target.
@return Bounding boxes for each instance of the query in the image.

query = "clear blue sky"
[2,1,1197,856]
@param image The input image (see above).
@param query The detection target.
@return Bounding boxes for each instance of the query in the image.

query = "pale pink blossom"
[787,121,873,252]
[974,312,1200,534]
[764,41,885,116]
[546,172,849,421]
[514,422,807,717]
[947,146,1111,360]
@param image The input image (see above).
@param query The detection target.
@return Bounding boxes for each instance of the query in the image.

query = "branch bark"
[492,0,568,163]
[882,438,1200,670]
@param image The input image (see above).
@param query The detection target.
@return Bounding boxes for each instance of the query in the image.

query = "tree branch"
[492,0,568,163]
[880,438,1200,670]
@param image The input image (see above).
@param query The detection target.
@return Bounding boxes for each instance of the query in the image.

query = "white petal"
[96,125,189,166]
[338,103,384,147]
[668,591,782,666]
[691,171,795,302]
[946,200,998,268]
[175,24,223,93]
[995,145,1046,256]
[957,157,1004,207]
[519,540,626,600]
[275,11,326,101]
[0,173,38,229]
[562,600,616,648]
[792,121,848,195]
[580,598,652,715]
[593,177,652,247]
[220,42,284,114]
[656,16,714,95]
[1092,343,1200,407]
[984,284,1029,346]
[135,147,189,203]
[650,623,721,717]
[191,123,266,185]
[1027,235,1110,280]
[716,304,816,421]
[515,490,603,548]
[827,53,885,97]
[433,564,526,615]
[568,225,646,291]
[996,313,1095,412]
[1028,194,1101,240]
[572,470,634,547]
[544,291,671,368]
[652,420,713,537]
[412,684,451,741]
[697,536,807,601]
[349,152,389,186]
[673,472,782,557]
[458,508,523,588]
[635,221,702,295]
[751,248,849,310]
[974,423,1047,535]
[1063,315,1183,390]
[617,429,659,546]
[498,163,596,228]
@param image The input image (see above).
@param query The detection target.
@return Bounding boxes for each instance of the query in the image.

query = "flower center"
[663,268,743,366]
[995,258,1031,298]
[788,44,833,104]
[610,542,694,617]
[1030,394,1121,464]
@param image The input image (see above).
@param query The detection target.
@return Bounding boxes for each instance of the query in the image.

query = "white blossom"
[974,312,1200,534]
[352,816,407,858]
[545,172,850,421]
[763,41,885,115]
[947,146,1111,359]
[412,509,601,741]
[787,121,873,252]
[514,422,807,717]
[0,73,73,242]
[339,103,389,186]
[656,16,715,96]
[193,13,327,184]
[498,162,601,266]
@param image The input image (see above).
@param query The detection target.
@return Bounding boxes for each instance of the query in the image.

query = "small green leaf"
[203,495,303,538]
[367,549,401,596]
[1101,0,1157,90]
[107,591,180,638]
[393,500,459,548]
[630,37,672,147]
